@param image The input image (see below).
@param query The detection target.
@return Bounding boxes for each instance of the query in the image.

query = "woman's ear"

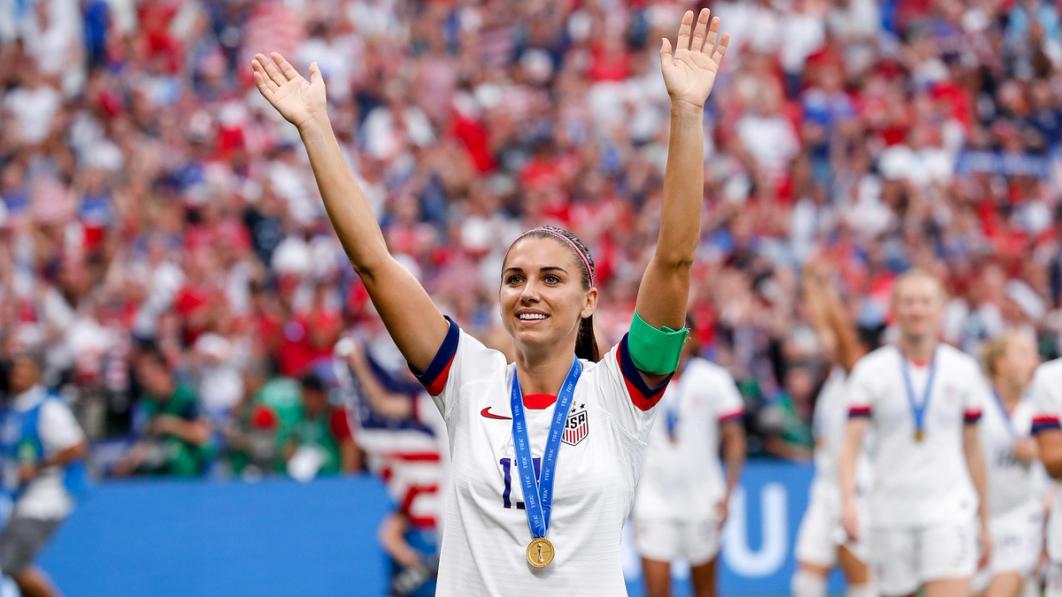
[581,287,599,319]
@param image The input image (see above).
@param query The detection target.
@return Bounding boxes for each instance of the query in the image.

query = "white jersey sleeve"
[845,357,876,420]
[587,334,671,444]
[39,399,85,453]
[412,316,507,421]
[704,363,745,424]
[1031,360,1062,436]
[962,365,989,424]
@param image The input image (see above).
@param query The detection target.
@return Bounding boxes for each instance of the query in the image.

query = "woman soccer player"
[976,332,1045,597]
[839,270,992,597]
[791,263,873,597]
[251,9,729,595]
[633,317,746,597]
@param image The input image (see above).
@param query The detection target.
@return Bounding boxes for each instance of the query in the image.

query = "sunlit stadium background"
[2,0,1061,595]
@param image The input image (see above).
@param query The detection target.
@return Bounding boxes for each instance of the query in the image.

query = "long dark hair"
[507,225,600,362]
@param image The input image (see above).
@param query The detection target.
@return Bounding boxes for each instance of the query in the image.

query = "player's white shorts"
[870,522,977,596]
[634,516,721,567]
[794,486,869,567]
[1047,560,1062,597]
[973,503,1043,592]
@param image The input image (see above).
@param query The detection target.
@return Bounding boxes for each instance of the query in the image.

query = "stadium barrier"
[40,462,844,596]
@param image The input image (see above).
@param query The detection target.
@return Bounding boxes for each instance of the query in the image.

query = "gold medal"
[526,537,555,569]
[914,429,924,442]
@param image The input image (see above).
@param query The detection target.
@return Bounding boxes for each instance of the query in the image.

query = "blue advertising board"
[39,462,837,596]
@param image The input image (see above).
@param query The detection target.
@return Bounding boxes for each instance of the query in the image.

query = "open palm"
[251,52,327,129]
[661,10,730,109]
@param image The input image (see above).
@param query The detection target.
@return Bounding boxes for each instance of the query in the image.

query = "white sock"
[791,570,828,597]
[847,583,875,597]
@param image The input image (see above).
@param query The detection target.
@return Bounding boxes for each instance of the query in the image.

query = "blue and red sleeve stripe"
[617,333,673,411]
[963,408,982,424]
[1032,414,1062,434]
[410,316,460,396]
[848,405,872,419]
[718,409,744,424]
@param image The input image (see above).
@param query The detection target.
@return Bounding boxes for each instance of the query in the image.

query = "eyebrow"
[503,266,569,274]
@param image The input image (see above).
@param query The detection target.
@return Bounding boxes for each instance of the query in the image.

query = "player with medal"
[974,332,1046,597]
[838,270,992,597]
[250,8,728,594]
[633,318,746,597]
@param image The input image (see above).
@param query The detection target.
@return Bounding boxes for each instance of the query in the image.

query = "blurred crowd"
[2,0,1062,478]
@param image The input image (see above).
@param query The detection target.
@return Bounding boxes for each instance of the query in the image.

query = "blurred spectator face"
[892,274,945,341]
[136,355,174,400]
[7,353,42,395]
[996,333,1040,390]
[300,382,327,417]
[499,236,596,355]
[784,365,815,404]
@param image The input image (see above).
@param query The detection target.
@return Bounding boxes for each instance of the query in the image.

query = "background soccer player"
[634,317,745,597]
[975,331,1045,597]
[1030,357,1062,597]
[839,270,991,597]
[791,262,872,597]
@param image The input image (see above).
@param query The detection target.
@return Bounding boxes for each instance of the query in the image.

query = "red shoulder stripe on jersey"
[410,316,460,396]
[617,334,672,411]
[1032,415,1061,434]
[963,408,982,424]
[848,405,872,418]
[718,409,744,424]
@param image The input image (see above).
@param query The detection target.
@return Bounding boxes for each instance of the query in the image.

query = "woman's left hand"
[660,9,730,110]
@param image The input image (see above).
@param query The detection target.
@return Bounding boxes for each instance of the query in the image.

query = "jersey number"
[499,457,540,509]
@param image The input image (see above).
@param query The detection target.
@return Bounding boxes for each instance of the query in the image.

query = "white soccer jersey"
[810,368,871,498]
[846,344,988,528]
[634,357,744,523]
[980,394,1045,518]
[415,318,668,596]
[1030,359,1062,562]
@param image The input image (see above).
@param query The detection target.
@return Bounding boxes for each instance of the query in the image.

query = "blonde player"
[1030,357,1062,597]
[839,270,992,597]
[251,10,728,595]
[976,332,1045,597]
[791,264,873,597]
[633,318,746,597]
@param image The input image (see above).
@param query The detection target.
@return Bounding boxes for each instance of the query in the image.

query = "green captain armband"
[627,312,689,375]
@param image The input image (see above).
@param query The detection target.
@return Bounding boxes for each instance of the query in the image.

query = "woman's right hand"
[841,498,860,543]
[251,52,327,130]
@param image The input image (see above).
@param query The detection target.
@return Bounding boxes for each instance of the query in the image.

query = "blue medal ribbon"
[990,388,1016,439]
[510,357,581,540]
[900,348,938,440]
[663,382,681,441]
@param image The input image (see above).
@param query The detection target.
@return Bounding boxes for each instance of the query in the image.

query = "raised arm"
[803,262,866,374]
[251,53,447,372]
[634,10,729,331]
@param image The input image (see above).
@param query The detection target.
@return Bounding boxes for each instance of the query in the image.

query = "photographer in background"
[0,350,87,597]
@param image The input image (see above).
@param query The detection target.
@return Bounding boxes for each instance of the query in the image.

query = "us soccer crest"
[562,405,589,446]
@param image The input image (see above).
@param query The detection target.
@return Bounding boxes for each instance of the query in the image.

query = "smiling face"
[500,236,597,357]
[892,272,944,343]
[996,333,1039,392]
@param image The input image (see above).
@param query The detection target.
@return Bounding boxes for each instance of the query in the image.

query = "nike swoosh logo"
[480,407,511,420]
